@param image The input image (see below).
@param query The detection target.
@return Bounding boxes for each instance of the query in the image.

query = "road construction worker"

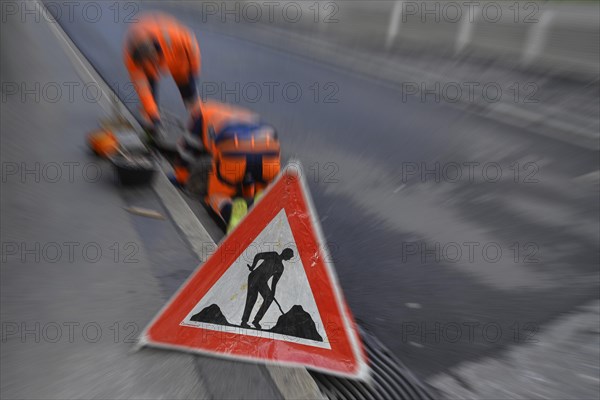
[241,249,294,329]
[172,100,281,232]
[205,103,281,232]
[123,13,203,140]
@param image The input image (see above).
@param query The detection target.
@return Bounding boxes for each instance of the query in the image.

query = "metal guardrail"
[238,0,600,78]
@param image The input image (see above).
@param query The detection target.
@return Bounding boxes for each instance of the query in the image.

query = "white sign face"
[181,209,330,349]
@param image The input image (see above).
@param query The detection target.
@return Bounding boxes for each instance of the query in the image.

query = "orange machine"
[87,130,118,158]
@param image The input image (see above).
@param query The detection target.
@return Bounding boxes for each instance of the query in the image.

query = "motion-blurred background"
[2,1,599,399]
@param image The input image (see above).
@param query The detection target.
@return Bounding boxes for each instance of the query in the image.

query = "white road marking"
[393,184,406,193]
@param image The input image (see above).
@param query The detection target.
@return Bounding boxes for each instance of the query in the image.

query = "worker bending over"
[123,12,203,144]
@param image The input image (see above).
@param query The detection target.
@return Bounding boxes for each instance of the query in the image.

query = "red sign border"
[138,163,368,379]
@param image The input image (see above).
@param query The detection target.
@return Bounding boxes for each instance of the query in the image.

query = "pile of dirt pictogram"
[190,304,232,326]
[190,304,322,342]
[269,305,323,341]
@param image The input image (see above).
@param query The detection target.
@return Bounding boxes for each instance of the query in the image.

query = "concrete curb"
[37,1,324,398]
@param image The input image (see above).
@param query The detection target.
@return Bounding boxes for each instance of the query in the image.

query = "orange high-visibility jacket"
[200,101,259,154]
[124,13,201,122]
[203,101,281,204]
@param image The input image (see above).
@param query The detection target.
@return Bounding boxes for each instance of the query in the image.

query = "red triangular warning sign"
[139,163,369,379]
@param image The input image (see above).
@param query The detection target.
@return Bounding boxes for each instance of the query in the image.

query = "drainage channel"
[311,328,438,400]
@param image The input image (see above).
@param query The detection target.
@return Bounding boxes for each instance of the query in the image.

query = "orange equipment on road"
[88,130,118,158]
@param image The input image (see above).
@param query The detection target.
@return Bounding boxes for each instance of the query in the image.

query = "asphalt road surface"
[0,6,284,399]
[17,0,600,385]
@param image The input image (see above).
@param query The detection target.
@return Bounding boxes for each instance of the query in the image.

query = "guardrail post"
[455,3,479,54]
[522,10,555,66]
[385,1,404,50]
